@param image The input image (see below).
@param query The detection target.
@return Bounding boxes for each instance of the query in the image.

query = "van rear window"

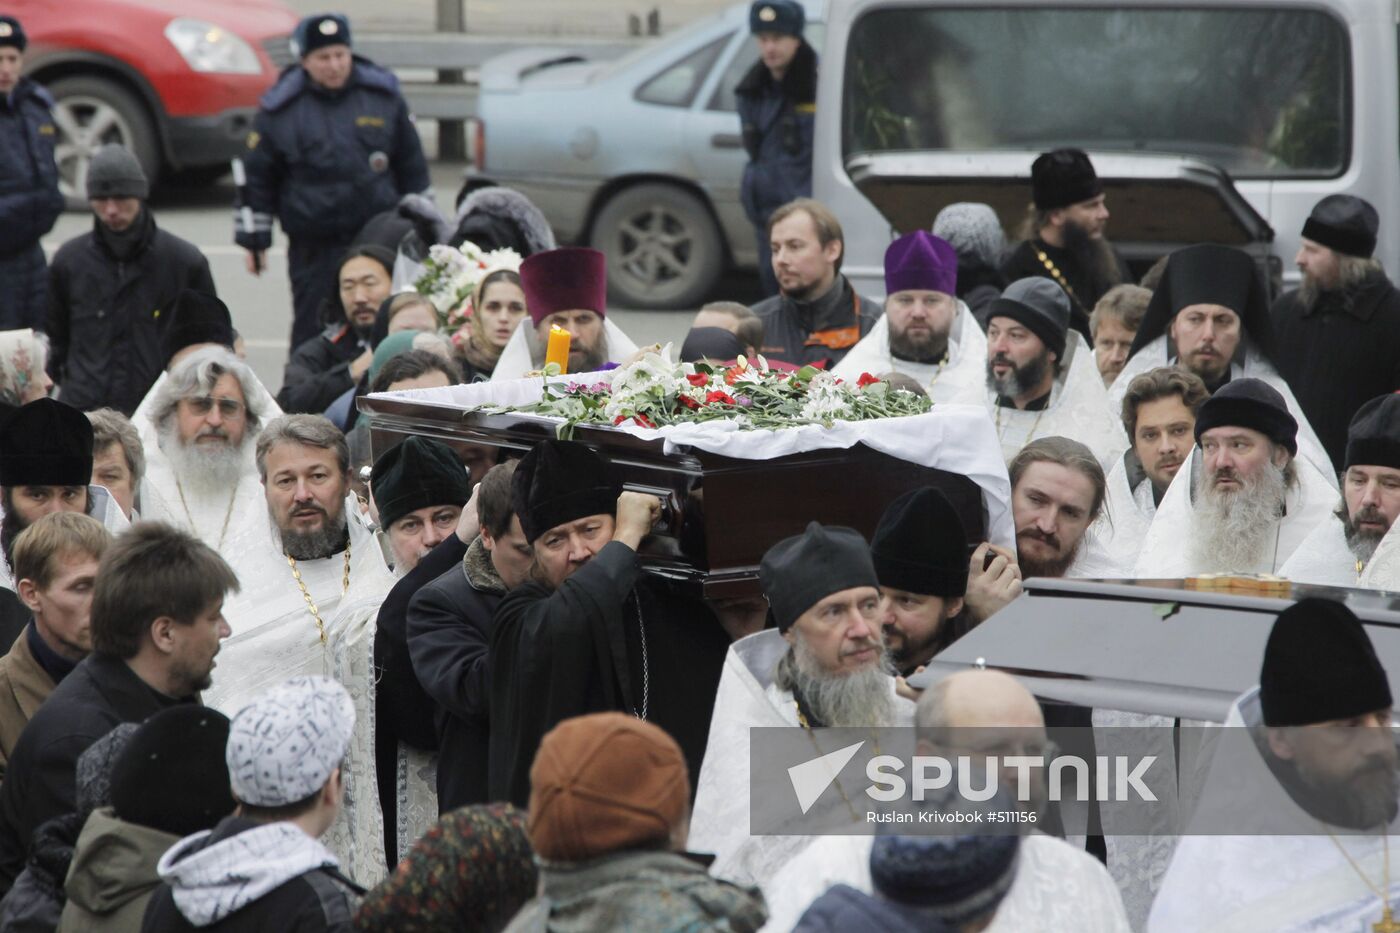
[843,6,1349,179]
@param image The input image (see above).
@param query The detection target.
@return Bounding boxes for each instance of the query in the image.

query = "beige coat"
[0,628,57,782]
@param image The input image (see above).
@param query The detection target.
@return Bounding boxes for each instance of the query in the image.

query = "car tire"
[48,76,160,211]
[590,183,724,310]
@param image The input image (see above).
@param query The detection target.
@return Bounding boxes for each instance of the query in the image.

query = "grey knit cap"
[76,722,140,816]
[227,675,355,807]
[932,203,1006,269]
[86,144,149,200]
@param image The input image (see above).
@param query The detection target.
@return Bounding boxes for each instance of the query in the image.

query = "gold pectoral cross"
[1375,905,1400,933]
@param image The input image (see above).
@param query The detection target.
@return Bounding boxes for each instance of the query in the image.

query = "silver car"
[468,2,824,309]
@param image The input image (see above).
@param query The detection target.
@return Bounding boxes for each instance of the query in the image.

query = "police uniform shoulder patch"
[246,130,261,150]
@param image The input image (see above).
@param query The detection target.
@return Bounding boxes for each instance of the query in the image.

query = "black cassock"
[487,540,729,807]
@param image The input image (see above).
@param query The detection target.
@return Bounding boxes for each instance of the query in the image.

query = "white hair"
[149,346,266,433]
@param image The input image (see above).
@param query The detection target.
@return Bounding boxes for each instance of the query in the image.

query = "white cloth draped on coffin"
[983,331,1128,471]
[1107,335,1334,489]
[830,299,988,405]
[368,375,1017,552]
[1148,688,1400,933]
[489,317,639,382]
[204,495,394,885]
[1131,446,1335,579]
[686,629,915,889]
[759,831,1132,933]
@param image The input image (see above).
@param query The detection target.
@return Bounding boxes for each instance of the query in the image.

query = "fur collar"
[736,39,817,104]
[464,536,506,594]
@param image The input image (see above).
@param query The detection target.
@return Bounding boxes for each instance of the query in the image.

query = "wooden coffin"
[358,392,990,598]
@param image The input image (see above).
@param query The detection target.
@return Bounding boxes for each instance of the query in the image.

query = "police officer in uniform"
[236,13,430,353]
[735,0,817,297]
[0,16,63,330]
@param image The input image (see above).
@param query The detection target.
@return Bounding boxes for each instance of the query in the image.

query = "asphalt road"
[42,159,762,396]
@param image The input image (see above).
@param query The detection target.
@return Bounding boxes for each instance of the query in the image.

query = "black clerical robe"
[486,541,729,807]
[1002,239,1130,340]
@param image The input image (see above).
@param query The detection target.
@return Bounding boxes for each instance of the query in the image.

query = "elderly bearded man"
[832,230,987,403]
[1096,367,1210,568]
[689,522,914,888]
[204,414,395,885]
[1282,393,1400,587]
[490,248,639,381]
[1133,379,1335,578]
[486,440,728,808]
[138,348,272,559]
[1151,599,1400,932]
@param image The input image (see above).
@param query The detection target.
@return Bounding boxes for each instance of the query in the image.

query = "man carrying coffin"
[832,231,987,403]
[1282,393,1400,587]
[1109,243,1333,482]
[689,522,914,888]
[1150,598,1400,932]
[486,440,728,806]
[1133,379,1335,578]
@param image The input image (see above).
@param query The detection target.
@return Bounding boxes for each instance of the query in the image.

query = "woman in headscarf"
[454,269,528,382]
[0,329,52,415]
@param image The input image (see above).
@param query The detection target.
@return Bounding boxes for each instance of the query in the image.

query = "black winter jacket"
[277,323,366,414]
[0,654,191,893]
[735,41,817,226]
[237,59,430,250]
[46,212,216,414]
[406,539,505,811]
[0,78,63,259]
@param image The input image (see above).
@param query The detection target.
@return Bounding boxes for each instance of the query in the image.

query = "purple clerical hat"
[884,231,957,298]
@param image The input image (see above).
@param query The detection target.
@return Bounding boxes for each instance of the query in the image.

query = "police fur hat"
[749,0,804,36]
[0,16,26,52]
[293,13,352,58]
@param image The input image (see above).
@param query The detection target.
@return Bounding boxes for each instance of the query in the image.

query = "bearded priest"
[204,414,395,885]
[689,522,915,888]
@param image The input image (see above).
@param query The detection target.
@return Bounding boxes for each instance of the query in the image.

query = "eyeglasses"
[181,396,246,418]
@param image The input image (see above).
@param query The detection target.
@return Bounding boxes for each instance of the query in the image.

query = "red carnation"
[857,372,880,388]
[686,373,710,387]
[705,390,737,405]
[679,395,700,409]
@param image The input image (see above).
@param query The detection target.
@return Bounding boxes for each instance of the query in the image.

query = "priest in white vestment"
[1150,599,1400,933]
[1097,368,1211,572]
[1133,380,1333,579]
[831,230,987,405]
[689,525,915,889]
[136,348,277,568]
[1281,393,1400,589]
[982,278,1126,470]
[761,670,1131,933]
[1108,244,1332,487]
[205,414,394,885]
[490,247,640,382]
[0,399,130,593]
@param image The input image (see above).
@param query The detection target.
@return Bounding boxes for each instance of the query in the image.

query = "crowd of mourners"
[1,2,1400,931]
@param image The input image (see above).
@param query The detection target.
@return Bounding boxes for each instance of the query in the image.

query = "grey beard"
[1189,461,1289,571]
[889,323,949,363]
[158,422,248,496]
[986,350,1050,399]
[275,507,350,561]
[774,632,896,727]
[1340,502,1388,565]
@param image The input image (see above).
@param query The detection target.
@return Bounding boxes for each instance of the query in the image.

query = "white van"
[816,0,1394,298]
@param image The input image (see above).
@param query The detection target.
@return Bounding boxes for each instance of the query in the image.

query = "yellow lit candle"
[545,325,571,373]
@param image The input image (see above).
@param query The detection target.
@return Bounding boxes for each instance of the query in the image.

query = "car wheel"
[591,183,724,309]
[48,77,159,210]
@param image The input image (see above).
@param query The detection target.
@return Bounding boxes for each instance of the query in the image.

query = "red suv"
[12,0,298,203]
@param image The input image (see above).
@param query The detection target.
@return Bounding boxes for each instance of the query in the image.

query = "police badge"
[319,19,339,35]
[368,151,390,173]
